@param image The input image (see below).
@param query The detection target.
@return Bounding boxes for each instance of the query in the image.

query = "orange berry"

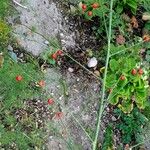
[88,11,93,16]
[56,50,63,55]
[131,69,137,75]
[143,35,150,42]
[38,80,45,87]
[92,2,99,8]
[138,68,143,75]
[16,75,23,81]
[120,75,126,80]
[51,53,57,60]
[82,4,87,10]
[47,99,54,105]
[54,112,63,119]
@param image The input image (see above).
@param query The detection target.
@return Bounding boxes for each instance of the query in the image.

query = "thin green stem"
[130,138,150,149]
[65,53,101,81]
[19,24,101,81]
[7,54,93,145]
[110,41,144,57]
[72,114,93,143]
[103,14,108,39]
[93,0,114,150]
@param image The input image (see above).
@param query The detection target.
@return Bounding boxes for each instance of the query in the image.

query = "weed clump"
[0,20,10,48]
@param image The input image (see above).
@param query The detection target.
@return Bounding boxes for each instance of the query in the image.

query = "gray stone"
[68,67,74,73]
[44,40,49,45]
[87,57,98,68]
[7,45,13,51]
[112,116,117,121]
[11,0,62,56]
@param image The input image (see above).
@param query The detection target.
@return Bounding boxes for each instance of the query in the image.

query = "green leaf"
[106,74,117,88]
[119,85,131,98]
[116,4,124,14]
[135,91,147,109]
[127,0,137,14]
[144,22,150,31]
[117,77,128,87]
[92,6,108,17]
[109,59,119,72]
[118,100,133,113]
[48,59,56,65]
[123,0,126,4]
[122,58,136,72]
[146,50,150,62]
[109,94,120,105]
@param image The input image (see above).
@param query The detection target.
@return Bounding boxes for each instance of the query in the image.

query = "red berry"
[138,68,143,75]
[51,53,57,60]
[88,11,93,16]
[82,4,87,10]
[56,50,63,55]
[131,69,137,75]
[48,99,54,105]
[38,80,45,87]
[54,112,63,119]
[16,75,23,81]
[120,75,125,80]
[143,35,150,42]
[92,2,99,9]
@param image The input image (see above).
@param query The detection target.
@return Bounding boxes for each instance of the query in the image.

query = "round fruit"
[51,53,57,60]
[48,99,54,105]
[138,68,143,75]
[88,11,93,16]
[92,2,99,8]
[131,69,137,75]
[143,35,150,42]
[54,112,63,119]
[38,80,45,87]
[56,50,63,55]
[16,75,23,81]
[120,75,125,80]
[82,4,87,10]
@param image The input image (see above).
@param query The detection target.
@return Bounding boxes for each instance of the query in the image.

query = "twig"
[92,0,114,149]
[12,0,28,9]
[65,53,101,81]
[130,139,150,149]
[19,23,102,81]
[72,114,93,143]
[110,41,144,57]
[7,54,94,145]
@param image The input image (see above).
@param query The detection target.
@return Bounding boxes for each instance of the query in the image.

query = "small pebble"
[68,67,74,73]
[70,5,76,13]
[60,33,64,38]
[106,107,110,112]
[77,78,80,82]
[112,116,117,121]
[44,40,49,45]
[7,45,13,51]
[87,57,98,68]
[94,70,100,76]
[142,13,150,21]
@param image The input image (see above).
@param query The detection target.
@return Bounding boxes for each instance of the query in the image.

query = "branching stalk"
[110,41,144,57]
[19,24,101,81]
[72,114,93,143]
[130,139,150,149]
[93,0,114,149]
